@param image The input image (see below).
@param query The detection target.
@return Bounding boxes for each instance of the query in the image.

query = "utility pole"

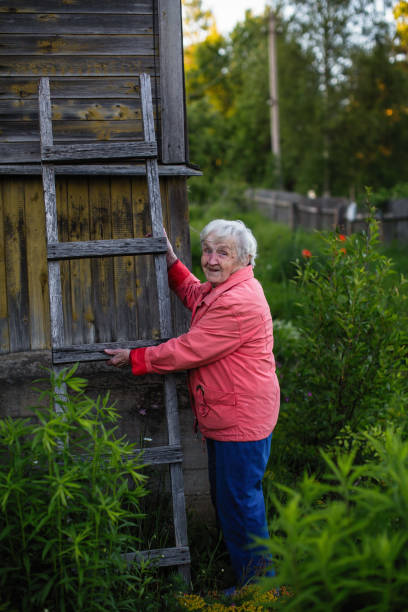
[268,7,282,186]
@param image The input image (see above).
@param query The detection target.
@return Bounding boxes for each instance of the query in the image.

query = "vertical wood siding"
[0,175,190,354]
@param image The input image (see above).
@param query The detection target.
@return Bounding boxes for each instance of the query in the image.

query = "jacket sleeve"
[131,298,242,375]
[168,259,204,311]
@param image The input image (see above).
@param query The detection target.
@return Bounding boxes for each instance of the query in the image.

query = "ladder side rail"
[165,378,190,546]
[39,77,67,417]
[140,72,190,583]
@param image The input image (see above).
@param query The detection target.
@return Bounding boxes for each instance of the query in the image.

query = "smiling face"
[201,234,248,287]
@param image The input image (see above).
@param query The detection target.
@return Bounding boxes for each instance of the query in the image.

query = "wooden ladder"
[38,74,190,582]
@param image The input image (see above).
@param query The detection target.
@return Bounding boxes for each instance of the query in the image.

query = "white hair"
[200,219,258,267]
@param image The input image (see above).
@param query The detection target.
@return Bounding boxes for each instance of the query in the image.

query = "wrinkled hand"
[162,226,178,268]
[146,228,177,268]
[104,348,130,367]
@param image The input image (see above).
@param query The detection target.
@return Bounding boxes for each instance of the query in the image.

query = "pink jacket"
[130,260,280,441]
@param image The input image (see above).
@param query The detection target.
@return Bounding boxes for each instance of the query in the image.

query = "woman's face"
[201,234,248,287]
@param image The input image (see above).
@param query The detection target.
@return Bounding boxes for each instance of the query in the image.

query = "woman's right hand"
[162,226,178,268]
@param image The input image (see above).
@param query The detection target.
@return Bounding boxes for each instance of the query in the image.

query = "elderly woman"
[105,219,280,589]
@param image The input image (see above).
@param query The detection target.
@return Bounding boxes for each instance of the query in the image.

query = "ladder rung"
[52,339,169,364]
[139,445,183,466]
[41,141,157,162]
[47,237,167,261]
[71,445,182,467]
[123,546,190,568]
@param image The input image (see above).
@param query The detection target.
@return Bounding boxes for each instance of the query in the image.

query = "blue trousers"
[206,435,274,584]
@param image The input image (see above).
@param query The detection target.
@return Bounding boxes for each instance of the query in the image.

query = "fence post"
[291,201,299,231]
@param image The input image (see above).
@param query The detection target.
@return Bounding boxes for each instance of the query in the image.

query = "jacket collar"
[200,265,254,307]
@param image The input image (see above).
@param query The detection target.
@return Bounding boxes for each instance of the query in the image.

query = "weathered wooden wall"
[0,175,192,354]
[0,0,210,515]
[0,0,157,162]
[0,0,187,164]
[0,0,196,353]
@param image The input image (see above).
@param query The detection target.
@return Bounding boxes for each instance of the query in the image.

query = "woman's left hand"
[104,348,131,367]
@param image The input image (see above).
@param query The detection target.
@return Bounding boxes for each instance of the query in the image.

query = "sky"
[202,0,268,35]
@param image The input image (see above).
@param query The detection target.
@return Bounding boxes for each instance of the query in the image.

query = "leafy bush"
[273,209,408,478]
[0,366,151,611]
[264,429,408,611]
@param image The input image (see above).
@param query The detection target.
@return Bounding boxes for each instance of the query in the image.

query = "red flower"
[339,247,347,254]
[338,234,346,242]
[302,249,312,258]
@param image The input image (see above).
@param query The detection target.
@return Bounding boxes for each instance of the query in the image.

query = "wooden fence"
[247,189,408,242]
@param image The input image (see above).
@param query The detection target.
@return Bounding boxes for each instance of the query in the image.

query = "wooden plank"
[140,445,183,466]
[24,177,50,350]
[56,177,72,346]
[88,176,114,343]
[3,178,30,351]
[158,0,186,163]
[0,143,41,163]
[0,99,146,121]
[47,237,167,260]
[38,78,64,344]
[42,141,157,162]
[66,176,94,345]
[0,14,153,34]
[0,56,156,76]
[0,162,202,176]
[123,546,190,568]
[38,78,54,149]
[111,177,138,342]
[131,176,159,341]
[166,376,189,543]
[0,121,146,141]
[0,34,154,56]
[141,74,172,338]
[0,180,10,353]
[44,170,65,349]
[166,177,192,336]
[0,77,160,99]
[0,1,153,14]
[70,444,181,467]
[52,338,168,364]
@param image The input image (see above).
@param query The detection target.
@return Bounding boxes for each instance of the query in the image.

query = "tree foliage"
[184,3,408,199]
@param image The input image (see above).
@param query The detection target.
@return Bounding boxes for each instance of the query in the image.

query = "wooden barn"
[0,0,210,523]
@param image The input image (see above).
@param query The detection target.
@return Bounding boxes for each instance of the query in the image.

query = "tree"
[184,8,324,194]
[333,38,408,194]
[288,0,392,194]
[394,0,408,52]
[182,0,215,46]
[183,2,406,200]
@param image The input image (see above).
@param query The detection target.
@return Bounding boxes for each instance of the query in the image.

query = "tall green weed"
[0,366,152,611]
[264,429,408,611]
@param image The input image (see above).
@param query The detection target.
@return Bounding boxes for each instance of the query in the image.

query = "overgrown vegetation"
[182,186,408,608]
[263,429,408,611]
[2,182,408,608]
[0,366,158,611]
[272,206,408,481]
